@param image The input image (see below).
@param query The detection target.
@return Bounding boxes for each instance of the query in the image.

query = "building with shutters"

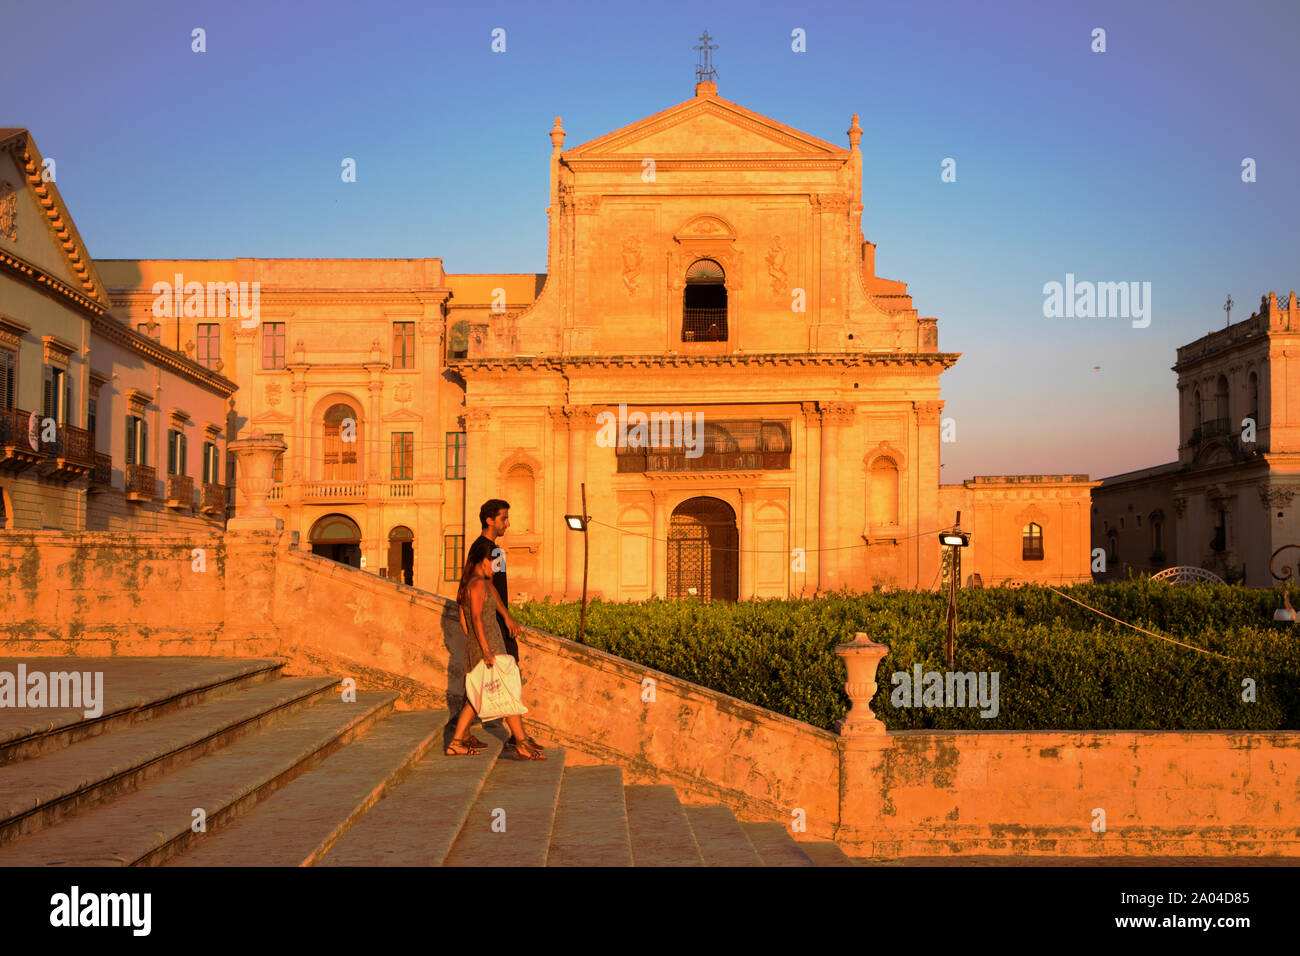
[0,128,233,533]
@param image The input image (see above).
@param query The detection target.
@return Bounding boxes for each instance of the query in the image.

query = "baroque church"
[2,78,1096,601]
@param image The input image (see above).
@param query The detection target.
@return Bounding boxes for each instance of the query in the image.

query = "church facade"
[61,81,1094,600]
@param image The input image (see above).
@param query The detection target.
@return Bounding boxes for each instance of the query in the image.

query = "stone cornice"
[563,158,844,172]
[89,311,237,398]
[2,129,111,307]
[108,290,446,306]
[1,248,106,317]
[451,351,961,372]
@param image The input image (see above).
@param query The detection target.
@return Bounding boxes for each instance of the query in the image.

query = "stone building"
[0,129,233,533]
[1093,292,1300,586]
[91,80,1095,599]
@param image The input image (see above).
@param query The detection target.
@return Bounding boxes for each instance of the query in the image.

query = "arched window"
[682,259,727,342]
[323,403,359,480]
[1215,375,1230,424]
[505,464,535,532]
[870,458,900,526]
[1022,522,1044,560]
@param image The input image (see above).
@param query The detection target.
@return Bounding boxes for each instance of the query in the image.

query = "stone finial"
[695,80,718,97]
[226,432,288,533]
[550,116,566,150]
[834,632,890,736]
[848,113,863,149]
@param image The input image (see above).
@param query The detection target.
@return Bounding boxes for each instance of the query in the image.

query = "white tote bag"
[465,655,528,719]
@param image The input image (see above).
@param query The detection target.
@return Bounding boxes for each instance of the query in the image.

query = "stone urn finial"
[834,632,890,736]
[226,429,288,533]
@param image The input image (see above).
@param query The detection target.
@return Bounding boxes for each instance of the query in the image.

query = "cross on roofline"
[694,30,718,83]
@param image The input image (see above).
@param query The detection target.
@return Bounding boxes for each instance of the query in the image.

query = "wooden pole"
[579,481,588,645]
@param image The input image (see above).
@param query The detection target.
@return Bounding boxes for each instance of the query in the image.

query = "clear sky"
[3,0,1297,481]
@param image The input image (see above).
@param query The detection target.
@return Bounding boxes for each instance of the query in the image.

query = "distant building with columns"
[87,80,1095,600]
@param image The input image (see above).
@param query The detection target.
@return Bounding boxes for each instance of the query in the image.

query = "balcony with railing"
[0,407,44,473]
[1189,418,1232,445]
[166,474,195,509]
[126,463,157,501]
[89,453,113,490]
[616,419,792,475]
[681,308,728,342]
[40,424,94,481]
[201,482,226,515]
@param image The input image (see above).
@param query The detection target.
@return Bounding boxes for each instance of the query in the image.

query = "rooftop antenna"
[1224,293,1233,329]
[694,30,718,83]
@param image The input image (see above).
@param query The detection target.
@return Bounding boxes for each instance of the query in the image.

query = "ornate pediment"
[674,215,736,243]
[563,93,846,161]
[382,407,423,423]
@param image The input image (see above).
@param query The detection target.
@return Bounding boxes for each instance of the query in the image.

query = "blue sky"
[3,0,1297,480]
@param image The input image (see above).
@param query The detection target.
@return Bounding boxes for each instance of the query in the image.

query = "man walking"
[471,498,544,752]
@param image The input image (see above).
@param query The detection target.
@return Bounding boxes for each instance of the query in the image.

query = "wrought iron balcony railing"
[126,463,157,500]
[681,308,728,342]
[90,453,113,488]
[201,482,226,515]
[166,474,195,509]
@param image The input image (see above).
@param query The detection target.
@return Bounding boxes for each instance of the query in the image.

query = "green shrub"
[513,580,1300,732]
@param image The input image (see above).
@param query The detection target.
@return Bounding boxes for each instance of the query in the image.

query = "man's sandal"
[445,737,482,756]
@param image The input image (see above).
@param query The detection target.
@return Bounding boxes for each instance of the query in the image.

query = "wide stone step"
[798,840,858,866]
[0,675,339,844]
[742,821,815,866]
[547,766,632,867]
[442,747,567,867]
[624,785,703,866]
[319,723,505,867]
[171,710,446,866]
[0,657,285,766]
[0,691,396,866]
[683,804,763,866]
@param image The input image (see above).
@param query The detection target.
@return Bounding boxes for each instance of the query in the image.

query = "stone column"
[651,488,669,598]
[739,487,757,600]
[914,400,944,590]
[819,402,854,592]
[463,407,491,543]
[799,402,820,598]
[565,405,596,598]
[364,365,384,482]
[418,317,443,480]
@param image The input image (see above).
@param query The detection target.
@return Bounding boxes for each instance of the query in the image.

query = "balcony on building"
[166,474,195,509]
[40,424,95,482]
[616,419,791,474]
[0,408,45,473]
[88,452,113,491]
[1189,417,1231,445]
[126,464,157,501]
[201,482,226,515]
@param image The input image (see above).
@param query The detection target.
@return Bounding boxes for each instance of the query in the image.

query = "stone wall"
[2,526,1298,856]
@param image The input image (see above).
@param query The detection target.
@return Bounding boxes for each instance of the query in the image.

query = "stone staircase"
[0,658,854,867]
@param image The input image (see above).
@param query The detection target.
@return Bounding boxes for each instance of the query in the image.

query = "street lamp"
[563,481,591,644]
[938,514,971,667]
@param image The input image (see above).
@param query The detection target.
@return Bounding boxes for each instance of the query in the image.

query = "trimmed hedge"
[512,579,1300,732]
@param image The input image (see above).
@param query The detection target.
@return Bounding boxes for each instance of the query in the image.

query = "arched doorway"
[310,513,362,568]
[387,525,414,585]
[668,497,738,602]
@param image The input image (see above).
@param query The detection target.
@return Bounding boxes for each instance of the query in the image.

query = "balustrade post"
[834,632,891,736]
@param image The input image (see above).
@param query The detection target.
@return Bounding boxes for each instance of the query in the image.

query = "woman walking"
[447,537,546,759]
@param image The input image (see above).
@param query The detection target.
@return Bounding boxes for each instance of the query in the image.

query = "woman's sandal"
[445,737,482,756]
[512,740,546,761]
[464,734,486,748]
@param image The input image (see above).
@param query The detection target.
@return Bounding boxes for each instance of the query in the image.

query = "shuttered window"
[0,349,14,410]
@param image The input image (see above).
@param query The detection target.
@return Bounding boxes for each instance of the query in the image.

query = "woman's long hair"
[457,537,497,612]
